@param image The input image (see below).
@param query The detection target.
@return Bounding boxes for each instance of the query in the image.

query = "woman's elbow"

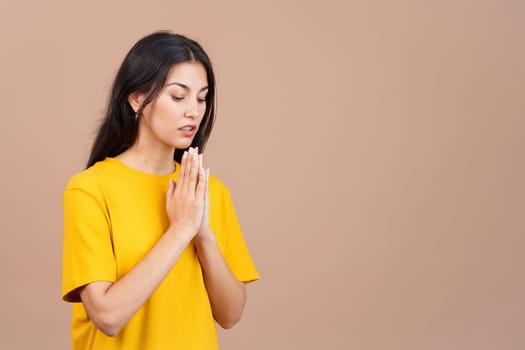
[216,309,243,329]
[89,309,124,337]
[216,289,247,329]
[80,282,123,337]
[217,317,239,329]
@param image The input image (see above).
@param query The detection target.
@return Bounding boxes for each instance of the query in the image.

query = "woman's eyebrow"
[166,82,209,92]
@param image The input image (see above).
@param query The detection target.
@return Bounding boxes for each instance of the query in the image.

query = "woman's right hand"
[165,147,206,241]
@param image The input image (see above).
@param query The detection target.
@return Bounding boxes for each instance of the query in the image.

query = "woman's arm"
[80,230,192,336]
[193,162,248,329]
[194,232,247,329]
[80,149,205,337]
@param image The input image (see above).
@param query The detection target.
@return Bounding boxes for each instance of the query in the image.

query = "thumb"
[167,179,176,199]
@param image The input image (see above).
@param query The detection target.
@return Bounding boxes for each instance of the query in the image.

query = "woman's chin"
[171,139,194,150]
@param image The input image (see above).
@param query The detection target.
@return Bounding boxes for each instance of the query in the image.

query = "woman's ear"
[128,92,145,113]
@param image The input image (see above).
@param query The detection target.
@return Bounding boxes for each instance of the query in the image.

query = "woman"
[61,31,259,349]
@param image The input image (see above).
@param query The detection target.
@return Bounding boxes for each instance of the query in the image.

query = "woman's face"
[135,61,209,151]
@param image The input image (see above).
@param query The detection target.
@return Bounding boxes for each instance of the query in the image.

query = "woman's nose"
[185,100,199,118]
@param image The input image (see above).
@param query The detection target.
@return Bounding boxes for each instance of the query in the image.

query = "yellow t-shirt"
[62,157,259,350]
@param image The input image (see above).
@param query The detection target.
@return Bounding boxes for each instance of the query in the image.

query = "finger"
[205,168,209,197]
[199,160,207,199]
[183,148,195,194]
[184,148,193,178]
[196,165,206,200]
[188,150,199,196]
[166,179,176,205]
[198,153,205,190]
[206,168,210,206]
[177,151,188,192]
[206,168,210,207]
[167,179,173,199]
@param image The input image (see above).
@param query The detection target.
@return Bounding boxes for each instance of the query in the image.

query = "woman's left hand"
[194,153,213,243]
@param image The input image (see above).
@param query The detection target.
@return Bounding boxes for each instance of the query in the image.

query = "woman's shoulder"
[64,159,113,193]
[208,173,224,189]
[208,173,238,206]
[208,173,231,194]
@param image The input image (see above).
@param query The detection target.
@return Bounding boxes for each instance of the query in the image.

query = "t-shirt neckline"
[103,157,180,184]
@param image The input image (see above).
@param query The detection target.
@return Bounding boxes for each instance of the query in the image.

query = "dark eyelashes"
[171,96,207,103]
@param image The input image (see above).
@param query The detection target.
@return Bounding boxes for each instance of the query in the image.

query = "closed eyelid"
[170,93,206,98]
[170,94,206,103]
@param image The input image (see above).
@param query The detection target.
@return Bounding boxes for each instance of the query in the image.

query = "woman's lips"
[178,125,197,137]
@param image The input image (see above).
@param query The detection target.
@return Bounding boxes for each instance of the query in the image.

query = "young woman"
[61,31,259,349]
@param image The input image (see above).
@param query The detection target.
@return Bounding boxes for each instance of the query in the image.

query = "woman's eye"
[197,98,206,104]
[172,96,184,101]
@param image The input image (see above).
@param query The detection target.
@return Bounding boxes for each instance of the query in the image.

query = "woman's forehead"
[165,62,208,89]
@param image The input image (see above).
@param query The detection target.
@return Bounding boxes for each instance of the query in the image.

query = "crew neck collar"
[103,157,180,184]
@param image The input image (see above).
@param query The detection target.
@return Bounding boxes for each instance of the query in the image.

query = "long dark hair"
[86,31,216,168]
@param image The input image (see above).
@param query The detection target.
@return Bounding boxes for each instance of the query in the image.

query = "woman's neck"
[116,142,176,176]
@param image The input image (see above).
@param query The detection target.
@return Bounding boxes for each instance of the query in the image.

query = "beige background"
[1,0,524,349]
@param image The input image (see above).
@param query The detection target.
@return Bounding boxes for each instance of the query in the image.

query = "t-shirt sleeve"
[220,186,260,283]
[62,176,117,302]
